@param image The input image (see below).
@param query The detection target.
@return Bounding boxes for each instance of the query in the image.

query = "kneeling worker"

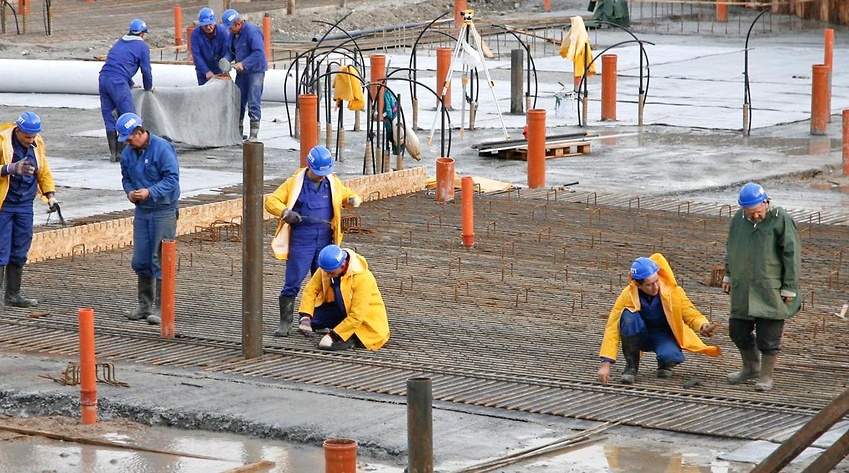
[597,254,721,385]
[297,244,389,351]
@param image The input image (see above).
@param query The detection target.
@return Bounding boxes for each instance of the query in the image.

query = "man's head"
[630,257,660,296]
[738,182,769,223]
[14,111,42,148]
[318,245,349,278]
[306,145,334,181]
[129,19,148,37]
[198,8,216,33]
[116,112,147,149]
[221,9,243,33]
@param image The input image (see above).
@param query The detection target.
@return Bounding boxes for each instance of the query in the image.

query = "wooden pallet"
[505,141,591,161]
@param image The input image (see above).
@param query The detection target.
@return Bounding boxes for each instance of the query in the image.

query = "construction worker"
[99,19,153,163]
[191,8,229,86]
[117,113,180,326]
[264,145,361,337]
[297,244,390,351]
[221,9,267,140]
[597,254,721,385]
[0,112,58,308]
[723,183,801,392]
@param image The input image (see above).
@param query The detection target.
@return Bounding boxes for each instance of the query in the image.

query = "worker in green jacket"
[722,183,801,392]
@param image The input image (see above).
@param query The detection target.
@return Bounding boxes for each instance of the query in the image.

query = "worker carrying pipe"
[597,254,721,385]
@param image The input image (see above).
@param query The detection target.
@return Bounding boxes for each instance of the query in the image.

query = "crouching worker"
[597,254,721,385]
[297,244,389,351]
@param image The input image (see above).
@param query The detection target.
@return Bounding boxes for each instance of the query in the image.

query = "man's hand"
[298,315,313,337]
[205,71,214,80]
[597,361,611,386]
[282,209,302,225]
[47,196,59,211]
[129,188,150,203]
[721,282,731,294]
[782,295,795,304]
[234,62,245,72]
[347,196,360,208]
[700,321,720,338]
[7,161,35,176]
[318,333,333,348]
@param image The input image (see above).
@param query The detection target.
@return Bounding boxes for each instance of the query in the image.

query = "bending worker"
[0,112,58,308]
[723,183,800,392]
[99,19,153,162]
[297,244,390,351]
[221,9,267,140]
[264,145,361,337]
[191,8,229,85]
[597,254,721,385]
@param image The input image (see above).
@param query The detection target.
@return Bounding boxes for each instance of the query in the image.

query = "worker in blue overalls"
[99,19,153,163]
[221,9,267,141]
[191,8,229,85]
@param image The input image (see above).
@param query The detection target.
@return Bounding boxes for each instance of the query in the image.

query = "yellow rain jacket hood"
[0,123,56,211]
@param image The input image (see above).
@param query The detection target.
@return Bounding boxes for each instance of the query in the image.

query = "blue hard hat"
[15,111,42,134]
[319,245,348,272]
[116,112,143,142]
[630,257,659,280]
[129,19,148,34]
[738,182,768,208]
[198,8,216,27]
[306,145,334,176]
[221,9,241,28]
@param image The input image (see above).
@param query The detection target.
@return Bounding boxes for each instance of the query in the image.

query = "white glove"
[347,196,360,208]
[47,196,59,209]
[319,334,334,348]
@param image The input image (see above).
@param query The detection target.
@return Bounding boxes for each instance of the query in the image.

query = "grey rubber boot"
[249,120,260,141]
[128,275,154,320]
[5,263,37,308]
[146,279,162,325]
[273,295,295,337]
[727,346,761,384]
[619,334,641,384]
[755,354,777,392]
[656,362,676,378]
[107,131,119,162]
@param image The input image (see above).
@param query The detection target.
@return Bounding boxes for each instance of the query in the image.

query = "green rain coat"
[724,205,801,320]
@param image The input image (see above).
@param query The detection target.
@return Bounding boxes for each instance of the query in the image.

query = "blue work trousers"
[619,309,685,367]
[311,303,346,331]
[132,208,177,279]
[0,209,33,266]
[235,72,264,122]
[99,75,135,132]
[280,236,332,297]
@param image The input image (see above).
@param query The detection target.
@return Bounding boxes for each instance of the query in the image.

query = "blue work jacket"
[225,21,267,74]
[100,35,153,90]
[120,133,180,213]
[191,25,229,78]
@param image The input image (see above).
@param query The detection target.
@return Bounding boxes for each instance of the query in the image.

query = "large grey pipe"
[242,141,264,359]
[407,377,433,473]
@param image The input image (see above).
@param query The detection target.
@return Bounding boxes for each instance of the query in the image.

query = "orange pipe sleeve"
[527,109,546,188]
[811,64,829,135]
[78,308,97,425]
[825,28,833,122]
[435,157,455,202]
[601,54,617,121]
[436,47,452,109]
[716,1,728,23]
[18,0,29,15]
[461,176,475,248]
[370,55,386,120]
[160,239,176,338]
[186,25,195,64]
[544,0,551,11]
[324,438,357,473]
[454,0,467,34]
[299,94,318,167]
[263,16,272,64]
[174,6,183,47]
[843,110,849,176]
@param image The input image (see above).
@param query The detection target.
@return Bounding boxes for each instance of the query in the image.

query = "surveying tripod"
[428,9,509,144]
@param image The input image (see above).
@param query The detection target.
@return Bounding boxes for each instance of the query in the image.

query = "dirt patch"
[0,414,149,442]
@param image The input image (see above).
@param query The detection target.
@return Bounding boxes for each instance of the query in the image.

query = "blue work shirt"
[191,24,229,79]
[639,291,670,332]
[225,21,267,74]
[291,178,333,244]
[331,276,347,316]
[120,133,180,213]
[3,133,38,209]
[100,35,153,90]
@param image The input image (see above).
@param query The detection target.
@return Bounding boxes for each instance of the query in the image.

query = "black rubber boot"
[728,346,761,384]
[620,334,641,384]
[107,131,119,162]
[249,120,260,141]
[656,362,677,378]
[273,295,295,337]
[147,279,162,325]
[128,275,154,320]
[5,263,37,308]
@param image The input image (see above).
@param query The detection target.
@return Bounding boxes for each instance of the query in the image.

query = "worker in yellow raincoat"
[597,253,721,385]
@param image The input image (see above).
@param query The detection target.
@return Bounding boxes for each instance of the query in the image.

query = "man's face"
[744,201,768,223]
[306,168,325,183]
[229,19,244,34]
[13,128,38,148]
[202,23,216,34]
[636,274,660,297]
[125,129,147,149]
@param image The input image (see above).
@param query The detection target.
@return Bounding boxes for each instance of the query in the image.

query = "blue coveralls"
[0,134,38,266]
[120,133,180,279]
[280,178,333,298]
[225,21,267,123]
[191,24,229,85]
[619,291,686,367]
[311,277,348,330]
[99,35,153,132]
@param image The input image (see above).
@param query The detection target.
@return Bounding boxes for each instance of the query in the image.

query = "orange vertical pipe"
[544,0,551,11]
[18,0,29,14]
[78,308,97,425]
[825,28,834,122]
[174,5,183,47]
[527,109,546,188]
[461,176,475,248]
[435,157,455,202]
[843,110,849,175]
[370,55,386,120]
[160,239,176,338]
[324,438,357,473]
[263,15,272,64]
[601,54,617,121]
[186,25,195,64]
[454,0,467,34]
[716,1,728,23]
[436,47,452,109]
[811,64,829,135]
[299,94,318,167]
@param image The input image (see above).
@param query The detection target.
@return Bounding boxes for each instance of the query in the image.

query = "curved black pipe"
[1,1,20,35]
[408,11,453,102]
[743,9,771,136]
[491,24,539,110]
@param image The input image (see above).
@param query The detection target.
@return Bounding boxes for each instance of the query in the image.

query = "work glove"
[298,315,313,337]
[318,330,341,348]
[700,321,719,338]
[7,160,35,176]
[347,196,360,208]
[47,196,59,211]
[282,209,302,225]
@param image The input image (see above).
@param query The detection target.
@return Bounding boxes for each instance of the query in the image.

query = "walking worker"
[264,145,362,337]
[117,113,180,326]
[99,19,153,163]
[221,9,267,140]
[191,8,229,86]
[0,112,58,308]
[723,183,801,392]
[297,245,390,351]
[597,254,721,386]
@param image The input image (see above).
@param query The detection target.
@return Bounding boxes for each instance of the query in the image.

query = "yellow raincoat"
[560,16,596,79]
[598,253,721,363]
[333,65,365,111]
[0,123,55,211]
[299,248,389,350]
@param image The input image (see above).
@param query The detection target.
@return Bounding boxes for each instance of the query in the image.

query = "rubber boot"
[620,334,641,384]
[146,279,162,325]
[249,120,260,141]
[273,295,295,337]
[127,275,154,320]
[4,263,37,308]
[727,346,760,384]
[755,354,777,392]
[107,131,119,162]
[656,362,676,379]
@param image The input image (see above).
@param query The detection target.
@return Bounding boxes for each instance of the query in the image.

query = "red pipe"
[461,176,475,248]
[811,64,829,135]
[435,157,455,202]
[716,1,728,23]
[825,28,834,122]
[454,0,468,34]
[527,109,546,188]
[78,308,97,425]
[843,110,849,176]
[299,94,318,167]
[601,54,617,121]
[160,239,176,338]
[324,438,357,473]
[544,0,551,11]
[263,15,272,64]
[436,47,452,109]
[370,55,386,120]
[174,6,183,47]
